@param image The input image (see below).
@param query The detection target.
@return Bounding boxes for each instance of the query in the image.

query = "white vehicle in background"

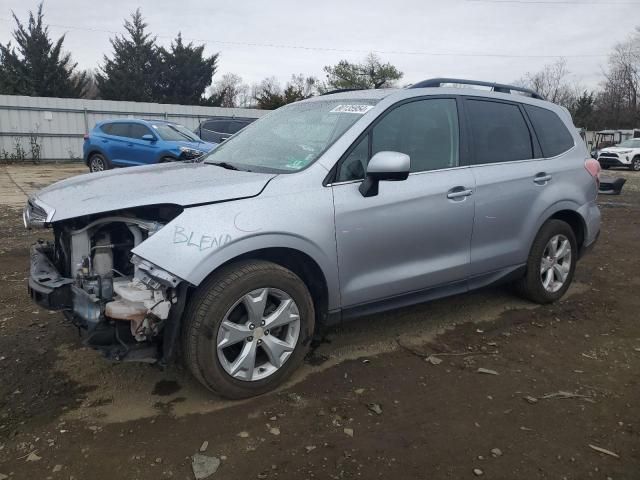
[597,138,640,171]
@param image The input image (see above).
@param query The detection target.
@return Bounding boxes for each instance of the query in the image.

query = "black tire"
[182,260,315,399]
[630,157,640,171]
[516,219,577,304]
[88,153,111,172]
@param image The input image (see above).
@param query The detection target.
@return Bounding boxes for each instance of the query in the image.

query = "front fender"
[131,178,340,309]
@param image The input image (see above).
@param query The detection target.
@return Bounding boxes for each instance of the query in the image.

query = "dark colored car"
[83,119,217,172]
[194,116,257,143]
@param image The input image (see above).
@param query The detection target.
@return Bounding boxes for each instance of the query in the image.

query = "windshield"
[151,123,200,142]
[617,139,640,148]
[202,99,379,173]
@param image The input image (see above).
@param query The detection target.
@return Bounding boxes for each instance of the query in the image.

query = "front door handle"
[447,187,473,199]
[534,172,552,185]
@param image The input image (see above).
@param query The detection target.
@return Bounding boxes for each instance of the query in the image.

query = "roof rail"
[409,78,544,100]
[320,88,364,96]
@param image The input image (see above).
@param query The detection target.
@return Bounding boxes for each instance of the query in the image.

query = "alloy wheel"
[633,158,640,171]
[216,288,300,382]
[90,156,105,172]
[540,234,572,293]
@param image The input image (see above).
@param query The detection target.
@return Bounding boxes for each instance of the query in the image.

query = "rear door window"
[524,105,575,157]
[108,123,130,138]
[466,99,533,164]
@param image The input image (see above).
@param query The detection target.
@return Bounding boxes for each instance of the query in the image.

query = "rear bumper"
[577,200,600,259]
[28,242,73,311]
[579,230,599,259]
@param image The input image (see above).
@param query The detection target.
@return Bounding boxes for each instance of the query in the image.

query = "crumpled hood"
[33,162,276,222]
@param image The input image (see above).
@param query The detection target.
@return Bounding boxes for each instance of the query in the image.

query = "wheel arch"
[85,148,107,166]
[548,209,586,252]
[523,203,588,267]
[191,247,331,327]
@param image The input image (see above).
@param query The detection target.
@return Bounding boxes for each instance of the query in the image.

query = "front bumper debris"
[28,241,73,310]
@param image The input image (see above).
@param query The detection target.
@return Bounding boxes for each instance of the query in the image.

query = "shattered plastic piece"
[426,355,443,365]
[477,368,499,375]
[191,454,221,479]
[26,452,41,462]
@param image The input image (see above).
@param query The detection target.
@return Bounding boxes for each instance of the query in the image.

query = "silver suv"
[25,79,601,398]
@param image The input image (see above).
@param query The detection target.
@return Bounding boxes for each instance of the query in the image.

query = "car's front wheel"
[516,219,577,304]
[631,157,640,171]
[182,260,315,399]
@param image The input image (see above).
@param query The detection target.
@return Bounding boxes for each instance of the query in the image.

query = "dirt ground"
[0,164,639,479]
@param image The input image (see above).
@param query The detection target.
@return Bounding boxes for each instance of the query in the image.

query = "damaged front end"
[27,203,187,364]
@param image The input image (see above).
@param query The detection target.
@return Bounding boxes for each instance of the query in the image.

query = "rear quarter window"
[524,105,575,158]
[99,124,113,135]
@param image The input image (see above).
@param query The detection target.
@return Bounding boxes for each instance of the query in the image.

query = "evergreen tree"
[157,33,218,105]
[97,9,162,101]
[572,91,596,129]
[0,3,87,97]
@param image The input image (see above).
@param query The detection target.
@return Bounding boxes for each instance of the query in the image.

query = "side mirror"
[142,134,155,142]
[359,151,410,197]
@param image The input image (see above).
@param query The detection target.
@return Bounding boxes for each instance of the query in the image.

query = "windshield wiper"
[208,161,240,171]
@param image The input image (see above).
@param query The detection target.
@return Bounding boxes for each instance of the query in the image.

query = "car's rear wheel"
[182,260,315,399]
[88,153,110,172]
[631,157,640,171]
[516,219,577,304]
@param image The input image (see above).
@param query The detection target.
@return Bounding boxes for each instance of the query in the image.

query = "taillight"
[83,134,89,141]
[584,158,601,189]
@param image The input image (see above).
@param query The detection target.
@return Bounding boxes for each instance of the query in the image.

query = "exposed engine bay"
[29,205,186,362]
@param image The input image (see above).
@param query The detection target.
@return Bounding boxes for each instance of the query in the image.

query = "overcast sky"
[1,0,639,91]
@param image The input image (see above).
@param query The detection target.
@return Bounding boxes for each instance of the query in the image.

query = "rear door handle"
[534,172,552,185]
[447,187,473,199]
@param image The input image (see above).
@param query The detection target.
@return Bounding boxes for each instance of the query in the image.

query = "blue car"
[83,119,217,172]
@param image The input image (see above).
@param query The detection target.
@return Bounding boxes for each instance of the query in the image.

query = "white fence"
[0,94,267,162]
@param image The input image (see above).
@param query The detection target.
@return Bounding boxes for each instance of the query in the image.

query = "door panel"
[125,124,158,165]
[105,123,131,165]
[464,98,541,275]
[333,168,475,307]
[469,160,542,274]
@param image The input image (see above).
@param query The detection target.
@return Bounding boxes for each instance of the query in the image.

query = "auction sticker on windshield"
[329,105,374,114]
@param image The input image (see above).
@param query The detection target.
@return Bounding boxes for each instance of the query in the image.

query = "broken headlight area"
[29,211,185,362]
